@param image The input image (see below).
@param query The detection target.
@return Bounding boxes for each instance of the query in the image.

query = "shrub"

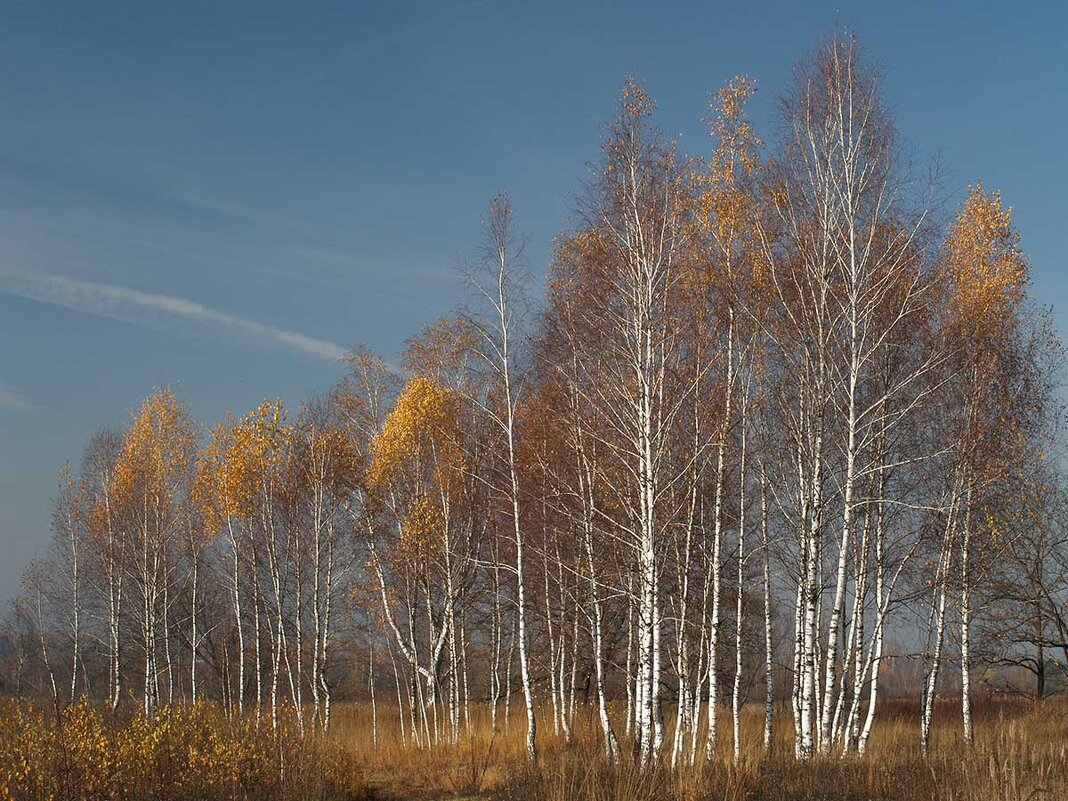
[0,699,368,801]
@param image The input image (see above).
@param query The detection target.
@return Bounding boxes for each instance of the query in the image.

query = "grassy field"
[1,696,1064,800]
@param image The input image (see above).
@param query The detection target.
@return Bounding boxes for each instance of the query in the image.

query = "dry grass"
[1,696,1065,800]
[332,697,1068,801]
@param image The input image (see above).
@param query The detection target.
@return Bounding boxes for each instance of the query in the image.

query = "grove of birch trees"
[4,33,1065,765]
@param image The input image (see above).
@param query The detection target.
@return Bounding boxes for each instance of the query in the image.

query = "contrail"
[0,271,348,362]
[0,383,34,411]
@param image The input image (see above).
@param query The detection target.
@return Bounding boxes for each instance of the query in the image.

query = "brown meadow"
[2,697,1063,801]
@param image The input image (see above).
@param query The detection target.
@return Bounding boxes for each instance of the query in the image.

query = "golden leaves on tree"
[692,74,763,299]
[194,401,291,532]
[112,387,195,523]
[945,183,1027,346]
[367,376,466,568]
[367,376,464,491]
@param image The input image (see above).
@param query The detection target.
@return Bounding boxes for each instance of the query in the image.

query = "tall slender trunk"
[672,456,699,767]
[588,541,619,760]
[960,493,973,746]
[230,533,247,714]
[369,640,378,747]
[162,547,174,705]
[732,392,748,763]
[253,557,263,714]
[921,516,954,757]
[706,311,734,759]
[102,480,122,711]
[67,504,81,706]
[490,543,503,732]
[760,463,774,752]
[799,402,825,760]
[190,547,198,702]
[36,584,60,711]
[388,641,406,744]
[625,576,635,737]
[857,500,885,755]
[545,550,559,737]
[311,499,323,727]
[504,614,516,730]
[462,611,471,734]
[321,536,335,730]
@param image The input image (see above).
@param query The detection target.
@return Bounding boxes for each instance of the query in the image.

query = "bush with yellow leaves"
[0,699,368,801]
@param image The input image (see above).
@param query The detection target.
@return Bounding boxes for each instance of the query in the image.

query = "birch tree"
[461,192,539,761]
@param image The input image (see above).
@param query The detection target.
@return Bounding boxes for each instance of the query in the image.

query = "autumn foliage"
[2,28,1066,801]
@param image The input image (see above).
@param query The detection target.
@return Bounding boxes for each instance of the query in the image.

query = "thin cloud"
[0,272,347,362]
[0,383,34,411]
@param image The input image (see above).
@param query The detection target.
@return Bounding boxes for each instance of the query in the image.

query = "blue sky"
[0,1,1065,600]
